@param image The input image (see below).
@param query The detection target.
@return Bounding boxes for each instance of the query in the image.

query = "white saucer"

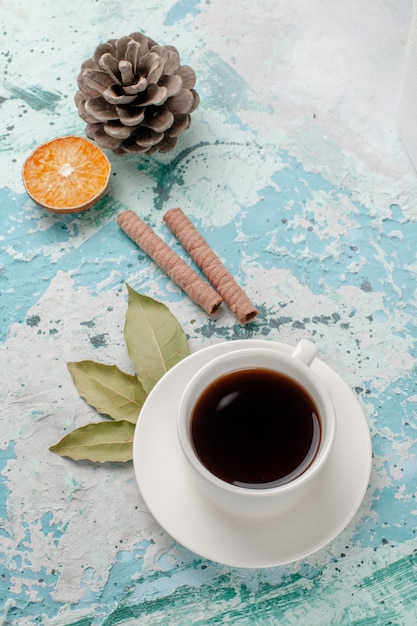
[133,340,372,568]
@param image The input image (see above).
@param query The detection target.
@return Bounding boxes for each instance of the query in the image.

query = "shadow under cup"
[177,347,336,518]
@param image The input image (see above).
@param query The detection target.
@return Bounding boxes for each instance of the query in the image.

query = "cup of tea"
[177,340,336,518]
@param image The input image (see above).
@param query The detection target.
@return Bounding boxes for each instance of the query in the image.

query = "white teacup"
[177,340,336,518]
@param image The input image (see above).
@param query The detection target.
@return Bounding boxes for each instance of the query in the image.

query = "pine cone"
[74,32,200,155]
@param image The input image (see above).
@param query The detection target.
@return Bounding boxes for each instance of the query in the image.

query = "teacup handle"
[292,339,317,367]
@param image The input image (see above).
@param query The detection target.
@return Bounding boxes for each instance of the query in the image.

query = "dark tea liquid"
[191,368,321,489]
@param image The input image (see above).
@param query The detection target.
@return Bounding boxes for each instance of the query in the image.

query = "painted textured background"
[1,0,417,624]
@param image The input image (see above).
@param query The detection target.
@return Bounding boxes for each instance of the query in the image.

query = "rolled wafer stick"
[117,210,222,315]
[163,208,258,324]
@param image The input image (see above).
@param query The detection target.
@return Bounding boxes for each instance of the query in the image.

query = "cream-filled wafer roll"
[163,208,258,324]
[117,210,222,315]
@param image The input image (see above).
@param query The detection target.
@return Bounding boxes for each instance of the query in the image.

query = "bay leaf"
[67,361,146,424]
[49,420,135,462]
[124,284,190,393]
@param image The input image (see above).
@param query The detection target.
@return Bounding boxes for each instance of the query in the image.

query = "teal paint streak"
[138,141,211,212]
[77,566,318,623]
[5,82,61,112]
[164,0,202,25]
[140,139,258,212]
[69,550,417,626]
[348,617,397,626]
[2,527,415,625]
[355,550,417,608]
[94,553,316,625]
[198,50,265,113]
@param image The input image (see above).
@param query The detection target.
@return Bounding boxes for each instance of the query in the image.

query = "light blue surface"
[1,1,417,624]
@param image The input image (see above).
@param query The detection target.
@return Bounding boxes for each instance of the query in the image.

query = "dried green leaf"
[49,420,135,462]
[67,361,146,424]
[124,283,190,393]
